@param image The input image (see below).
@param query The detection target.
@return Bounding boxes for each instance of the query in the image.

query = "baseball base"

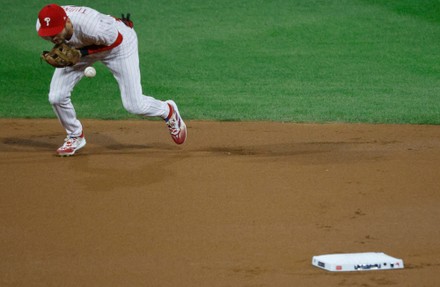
[312,252,404,272]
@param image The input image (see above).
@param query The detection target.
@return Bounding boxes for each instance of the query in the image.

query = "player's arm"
[78,16,123,56]
[78,32,123,56]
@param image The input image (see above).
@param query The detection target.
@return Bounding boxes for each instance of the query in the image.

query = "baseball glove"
[41,42,81,68]
[120,13,134,28]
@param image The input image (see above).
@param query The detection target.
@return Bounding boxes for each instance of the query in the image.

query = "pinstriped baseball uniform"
[37,5,170,137]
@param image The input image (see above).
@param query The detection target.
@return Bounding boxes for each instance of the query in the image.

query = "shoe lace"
[62,136,78,147]
[166,117,180,136]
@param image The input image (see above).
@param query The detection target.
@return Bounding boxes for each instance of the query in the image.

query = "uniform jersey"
[62,6,118,48]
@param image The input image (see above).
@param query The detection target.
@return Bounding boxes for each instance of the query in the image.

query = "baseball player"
[36,4,187,156]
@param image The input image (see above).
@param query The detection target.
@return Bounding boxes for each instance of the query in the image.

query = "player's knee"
[48,93,68,106]
[122,102,144,115]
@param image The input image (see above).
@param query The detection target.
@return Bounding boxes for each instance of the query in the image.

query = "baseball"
[84,66,96,78]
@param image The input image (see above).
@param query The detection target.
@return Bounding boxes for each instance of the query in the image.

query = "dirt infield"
[1,119,440,286]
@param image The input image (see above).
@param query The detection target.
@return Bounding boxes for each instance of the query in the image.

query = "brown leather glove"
[41,42,81,68]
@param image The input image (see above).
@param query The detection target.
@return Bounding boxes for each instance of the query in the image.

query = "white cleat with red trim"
[56,133,86,157]
[165,100,187,145]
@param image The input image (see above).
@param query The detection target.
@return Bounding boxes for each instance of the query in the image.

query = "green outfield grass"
[1,0,439,123]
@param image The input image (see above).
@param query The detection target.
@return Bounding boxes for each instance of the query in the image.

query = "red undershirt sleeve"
[79,32,123,56]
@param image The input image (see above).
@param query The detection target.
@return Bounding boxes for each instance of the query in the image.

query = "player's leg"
[48,64,92,155]
[103,51,187,144]
[102,52,169,118]
[49,66,85,136]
